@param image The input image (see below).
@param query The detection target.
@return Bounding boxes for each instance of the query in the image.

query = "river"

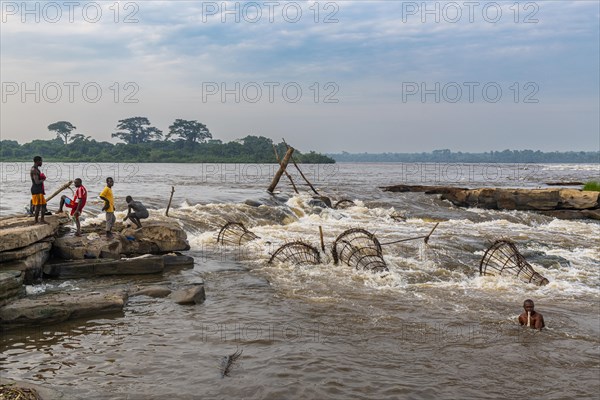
[1,162,599,399]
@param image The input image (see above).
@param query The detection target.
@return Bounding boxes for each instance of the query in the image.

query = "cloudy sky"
[1,0,598,152]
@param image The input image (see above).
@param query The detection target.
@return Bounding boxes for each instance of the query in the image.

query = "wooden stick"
[273,144,299,194]
[290,155,319,195]
[268,147,294,193]
[380,223,440,246]
[319,226,325,251]
[45,180,73,202]
[165,186,175,216]
[280,138,320,195]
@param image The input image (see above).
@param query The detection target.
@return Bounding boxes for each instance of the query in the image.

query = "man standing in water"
[519,299,545,330]
[100,177,115,238]
[30,156,47,224]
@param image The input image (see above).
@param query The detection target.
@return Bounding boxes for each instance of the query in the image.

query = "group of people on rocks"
[30,156,149,237]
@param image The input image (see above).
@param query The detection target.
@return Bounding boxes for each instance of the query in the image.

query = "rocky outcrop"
[381,185,600,219]
[121,222,190,253]
[51,222,190,260]
[0,215,197,331]
[0,215,68,283]
[0,215,66,252]
[0,289,128,330]
[0,271,25,307]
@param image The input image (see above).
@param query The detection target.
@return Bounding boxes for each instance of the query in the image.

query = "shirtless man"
[123,195,149,229]
[30,156,47,224]
[518,299,545,330]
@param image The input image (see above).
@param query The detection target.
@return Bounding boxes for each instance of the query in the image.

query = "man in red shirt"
[58,178,87,236]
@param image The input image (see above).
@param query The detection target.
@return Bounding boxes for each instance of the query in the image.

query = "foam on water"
[180,193,598,300]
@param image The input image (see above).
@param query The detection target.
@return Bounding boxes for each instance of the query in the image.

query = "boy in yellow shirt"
[99,177,115,238]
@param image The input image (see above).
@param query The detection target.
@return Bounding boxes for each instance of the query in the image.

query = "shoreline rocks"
[380,185,600,220]
[1,216,200,331]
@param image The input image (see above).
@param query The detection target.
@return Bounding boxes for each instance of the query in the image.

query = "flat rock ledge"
[380,185,600,220]
[0,289,128,330]
[43,254,194,279]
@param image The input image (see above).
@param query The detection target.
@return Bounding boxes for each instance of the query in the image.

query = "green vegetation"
[583,181,600,191]
[330,149,600,163]
[0,137,334,163]
[0,117,334,163]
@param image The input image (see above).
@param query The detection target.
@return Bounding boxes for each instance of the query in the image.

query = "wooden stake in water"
[165,186,175,216]
[319,226,325,251]
[527,311,531,327]
[268,147,294,193]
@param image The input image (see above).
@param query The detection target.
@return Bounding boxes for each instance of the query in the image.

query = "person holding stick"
[58,178,87,236]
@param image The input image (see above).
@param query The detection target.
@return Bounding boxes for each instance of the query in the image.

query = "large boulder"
[121,222,190,253]
[0,289,128,330]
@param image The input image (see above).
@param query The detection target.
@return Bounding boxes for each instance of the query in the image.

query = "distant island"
[0,117,334,163]
[329,150,599,163]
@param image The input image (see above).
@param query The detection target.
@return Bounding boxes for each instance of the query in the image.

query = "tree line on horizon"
[0,117,335,163]
[329,149,599,163]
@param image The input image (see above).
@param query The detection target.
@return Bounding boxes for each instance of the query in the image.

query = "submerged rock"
[169,282,206,305]
[130,285,172,298]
